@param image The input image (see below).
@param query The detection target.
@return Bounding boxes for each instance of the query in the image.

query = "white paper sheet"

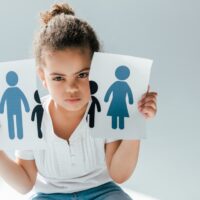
[87,52,153,139]
[0,59,46,150]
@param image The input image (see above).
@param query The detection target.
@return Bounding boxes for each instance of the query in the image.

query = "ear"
[37,67,47,88]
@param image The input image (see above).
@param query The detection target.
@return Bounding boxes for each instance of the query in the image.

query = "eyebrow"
[50,67,90,76]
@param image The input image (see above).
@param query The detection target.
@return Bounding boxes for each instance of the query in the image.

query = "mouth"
[64,98,81,104]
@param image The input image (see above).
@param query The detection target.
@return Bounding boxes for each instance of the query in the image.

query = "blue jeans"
[30,181,133,200]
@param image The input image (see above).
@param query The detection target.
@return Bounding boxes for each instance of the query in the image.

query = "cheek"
[46,81,62,95]
[81,81,90,97]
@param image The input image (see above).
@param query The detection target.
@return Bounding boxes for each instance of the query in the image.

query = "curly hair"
[33,3,100,66]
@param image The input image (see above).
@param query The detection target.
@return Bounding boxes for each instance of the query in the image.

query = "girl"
[0,3,157,200]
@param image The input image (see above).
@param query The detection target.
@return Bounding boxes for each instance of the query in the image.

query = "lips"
[64,98,81,103]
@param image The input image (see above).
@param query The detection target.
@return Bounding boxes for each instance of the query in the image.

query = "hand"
[138,86,158,119]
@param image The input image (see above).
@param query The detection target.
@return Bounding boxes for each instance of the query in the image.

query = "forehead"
[43,48,91,72]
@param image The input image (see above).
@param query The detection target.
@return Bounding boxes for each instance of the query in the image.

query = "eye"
[52,76,64,81]
[77,72,89,79]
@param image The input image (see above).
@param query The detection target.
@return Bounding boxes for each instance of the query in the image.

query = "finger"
[138,100,157,110]
[138,96,157,106]
[138,97,157,106]
[141,91,158,100]
[141,112,149,119]
[141,86,150,99]
[147,92,158,96]
[140,106,157,117]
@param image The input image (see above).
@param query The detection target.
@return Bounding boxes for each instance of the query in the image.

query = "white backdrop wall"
[0,1,199,199]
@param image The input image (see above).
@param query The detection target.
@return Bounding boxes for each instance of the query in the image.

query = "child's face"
[38,48,91,112]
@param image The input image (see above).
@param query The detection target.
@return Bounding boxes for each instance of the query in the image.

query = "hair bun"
[41,3,75,25]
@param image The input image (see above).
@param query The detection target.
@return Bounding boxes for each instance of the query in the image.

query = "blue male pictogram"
[0,71,30,139]
[104,65,134,129]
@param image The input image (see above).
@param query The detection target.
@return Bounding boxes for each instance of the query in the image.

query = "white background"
[0,0,199,199]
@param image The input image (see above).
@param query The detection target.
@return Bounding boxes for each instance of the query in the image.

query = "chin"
[62,101,88,112]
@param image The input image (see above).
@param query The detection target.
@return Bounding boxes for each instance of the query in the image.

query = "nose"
[65,77,78,93]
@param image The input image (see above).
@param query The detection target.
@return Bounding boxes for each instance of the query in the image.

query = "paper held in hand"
[0,59,46,150]
[87,52,153,140]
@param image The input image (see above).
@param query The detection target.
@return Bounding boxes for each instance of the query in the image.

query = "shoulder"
[41,94,51,105]
[40,94,52,111]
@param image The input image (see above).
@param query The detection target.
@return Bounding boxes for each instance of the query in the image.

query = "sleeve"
[105,138,121,144]
[15,150,35,160]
